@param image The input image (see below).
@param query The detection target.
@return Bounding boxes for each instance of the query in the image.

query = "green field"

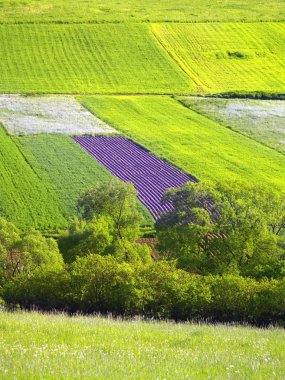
[11,134,153,227]
[152,22,285,95]
[181,97,285,155]
[0,126,65,229]
[0,23,190,94]
[0,312,284,379]
[79,95,285,191]
[1,0,284,23]
[13,134,115,221]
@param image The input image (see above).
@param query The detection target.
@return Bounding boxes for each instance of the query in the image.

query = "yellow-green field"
[0,23,190,94]
[152,22,285,94]
[79,95,285,191]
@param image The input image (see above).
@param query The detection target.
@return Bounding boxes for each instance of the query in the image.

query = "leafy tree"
[156,181,285,277]
[78,180,142,241]
[59,216,114,263]
[0,218,63,279]
[60,181,152,263]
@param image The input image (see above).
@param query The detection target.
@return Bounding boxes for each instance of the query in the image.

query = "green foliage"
[0,218,63,280]
[152,22,285,95]
[61,181,152,263]
[156,181,285,278]
[0,127,65,229]
[0,23,190,94]
[79,96,285,190]
[3,255,285,324]
[78,181,142,241]
[1,0,284,22]
[69,254,138,314]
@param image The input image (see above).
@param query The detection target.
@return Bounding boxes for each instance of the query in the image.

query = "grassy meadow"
[1,0,284,23]
[0,23,190,94]
[152,22,285,95]
[0,312,284,379]
[181,97,285,155]
[79,95,285,191]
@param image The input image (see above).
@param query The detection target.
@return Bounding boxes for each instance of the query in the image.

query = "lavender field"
[73,136,195,219]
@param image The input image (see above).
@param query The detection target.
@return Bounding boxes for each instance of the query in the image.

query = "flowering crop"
[73,136,195,219]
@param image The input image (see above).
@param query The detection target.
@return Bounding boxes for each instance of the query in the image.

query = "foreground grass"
[1,0,284,23]
[181,97,285,155]
[152,22,285,95]
[79,95,285,191]
[0,312,284,379]
[0,23,190,94]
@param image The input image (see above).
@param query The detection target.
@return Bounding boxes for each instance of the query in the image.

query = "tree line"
[0,180,284,324]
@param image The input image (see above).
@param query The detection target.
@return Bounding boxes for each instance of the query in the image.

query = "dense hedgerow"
[2,258,285,324]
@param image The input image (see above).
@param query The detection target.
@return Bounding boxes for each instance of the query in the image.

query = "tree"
[60,181,151,263]
[78,180,142,241]
[0,218,63,279]
[156,181,285,277]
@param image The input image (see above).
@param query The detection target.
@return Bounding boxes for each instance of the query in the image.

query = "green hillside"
[152,22,285,95]
[79,95,285,190]
[1,0,284,23]
[0,23,191,94]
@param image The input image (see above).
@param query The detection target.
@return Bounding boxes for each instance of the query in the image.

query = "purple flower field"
[72,136,196,220]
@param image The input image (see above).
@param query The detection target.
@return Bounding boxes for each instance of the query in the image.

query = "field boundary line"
[1,20,285,25]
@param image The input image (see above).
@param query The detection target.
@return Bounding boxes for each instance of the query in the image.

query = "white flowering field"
[0,95,116,135]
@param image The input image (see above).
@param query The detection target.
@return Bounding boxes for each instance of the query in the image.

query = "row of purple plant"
[72,136,196,220]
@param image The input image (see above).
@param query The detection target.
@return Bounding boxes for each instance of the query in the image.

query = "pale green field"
[0,23,190,94]
[181,97,285,154]
[152,22,285,95]
[0,0,284,23]
[0,312,284,379]
[79,95,285,191]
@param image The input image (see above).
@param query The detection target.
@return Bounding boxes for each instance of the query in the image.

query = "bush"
[2,256,284,324]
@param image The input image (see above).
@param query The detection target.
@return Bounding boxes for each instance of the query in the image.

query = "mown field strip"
[0,23,191,94]
[0,95,115,135]
[152,22,285,94]
[79,96,285,191]
[0,126,65,229]
[180,97,285,155]
[1,0,284,23]
[73,136,195,219]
